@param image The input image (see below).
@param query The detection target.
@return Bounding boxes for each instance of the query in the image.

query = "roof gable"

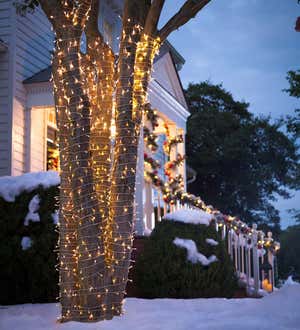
[152,52,188,109]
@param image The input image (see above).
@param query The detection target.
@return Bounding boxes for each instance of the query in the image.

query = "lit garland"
[163,134,184,154]
[165,154,185,179]
[144,103,159,130]
[144,152,161,170]
[143,105,280,255]
[144,127,159,152]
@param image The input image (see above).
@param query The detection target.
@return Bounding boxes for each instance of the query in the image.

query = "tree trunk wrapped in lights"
[17,0,212,322]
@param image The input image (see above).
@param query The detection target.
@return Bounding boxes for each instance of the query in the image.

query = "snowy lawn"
[1,283,299,330]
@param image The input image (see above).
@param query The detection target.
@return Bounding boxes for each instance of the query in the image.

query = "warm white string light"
[49,4,161,320]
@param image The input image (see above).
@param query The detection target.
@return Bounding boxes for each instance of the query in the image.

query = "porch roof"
[23,66,51,85]
[23,40,185,85]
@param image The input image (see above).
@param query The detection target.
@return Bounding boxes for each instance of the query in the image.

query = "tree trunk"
[108,0,159,313]
[52,23,108,321]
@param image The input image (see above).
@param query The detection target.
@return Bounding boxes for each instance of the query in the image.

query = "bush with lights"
[132,220,237,298]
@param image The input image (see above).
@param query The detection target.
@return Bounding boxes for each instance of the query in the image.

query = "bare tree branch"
[39,0,62,22]
[158,0,211,41]
[85,0,101,37]
[144,0,165,36]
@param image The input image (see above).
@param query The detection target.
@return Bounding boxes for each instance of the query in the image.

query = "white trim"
[148,79,189,132]
[153,52,188,109]
[25,82,54,108]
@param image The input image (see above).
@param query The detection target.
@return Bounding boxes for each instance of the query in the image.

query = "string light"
[49,1,161,319]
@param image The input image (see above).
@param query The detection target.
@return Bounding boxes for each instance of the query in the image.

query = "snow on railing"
[149,193,279,296]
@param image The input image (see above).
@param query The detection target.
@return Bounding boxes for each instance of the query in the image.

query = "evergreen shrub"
[0,185,59,304]
[278,225,300,281]
[133,220,237,298]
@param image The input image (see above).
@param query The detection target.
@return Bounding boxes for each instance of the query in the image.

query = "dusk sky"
[159,0,300,228]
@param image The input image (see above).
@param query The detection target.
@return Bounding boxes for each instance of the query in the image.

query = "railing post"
[241,234,245,275]
[237,233,242,276]
[157,192,161,221]
[267,232,275,291]
[252,224,260,296]
[144,182,154,231]
[228,229,232,256]
[234,232,238,272]
[246,241,251,292]
[164,202,167,217]
[222,225,226,240]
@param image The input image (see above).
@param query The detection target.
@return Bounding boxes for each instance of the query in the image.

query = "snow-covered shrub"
[133,220,237,298]
[0,172,59,305]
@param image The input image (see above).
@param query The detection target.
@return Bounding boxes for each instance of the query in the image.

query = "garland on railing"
[143,105,280,254]
[144,127,159,152]
[144,152,160,170]
[163,135,184,154]
[165,154,185,178]
[144,103,159,130]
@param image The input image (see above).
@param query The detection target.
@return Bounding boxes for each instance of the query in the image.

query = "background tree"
[278,225,300,281]
[15,0,212,323]
[284,69,300,223]
[185,81,300,236]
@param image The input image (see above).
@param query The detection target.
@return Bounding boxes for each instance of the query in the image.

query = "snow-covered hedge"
[0,171,60,305]
[133,218,237,298]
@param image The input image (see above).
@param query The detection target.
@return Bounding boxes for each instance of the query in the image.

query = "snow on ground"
[164,208,214,226]
[0,171,60,202]
[1,282,299,330]
[173,237,217,266]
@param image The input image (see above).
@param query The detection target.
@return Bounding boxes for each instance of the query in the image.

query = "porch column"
[134,128,145,235]
[144,181,154,232]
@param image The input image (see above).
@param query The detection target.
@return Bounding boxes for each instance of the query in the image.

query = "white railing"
[146,192,278,296]
[220,224,276,296]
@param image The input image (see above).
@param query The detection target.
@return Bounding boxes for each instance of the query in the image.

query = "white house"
[0,0,189,235]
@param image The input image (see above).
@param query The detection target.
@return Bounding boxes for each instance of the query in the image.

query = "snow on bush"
[21,236,32,250]
[164,208,214,226]
[24,195,40,226]
[0,171,60,202]
[205,238,219,246]
[173,237,217,266]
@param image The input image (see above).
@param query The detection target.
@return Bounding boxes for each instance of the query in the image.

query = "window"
[46,108,59,171]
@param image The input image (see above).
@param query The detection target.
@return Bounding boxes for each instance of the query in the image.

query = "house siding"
[0,0,12,175]
[0,3,53,176]
[12,7,53,175]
